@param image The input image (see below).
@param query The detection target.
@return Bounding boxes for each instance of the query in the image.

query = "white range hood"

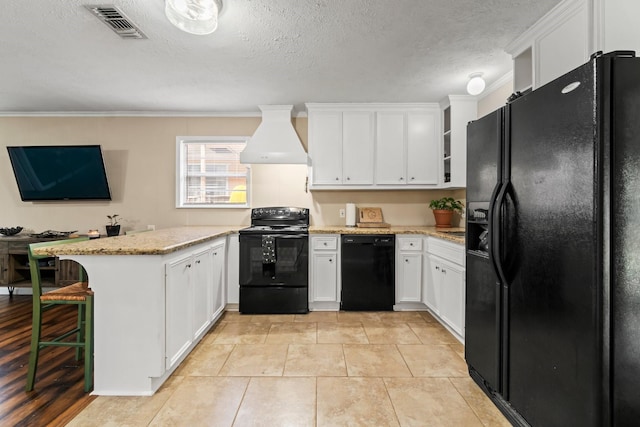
[240,105,308,164]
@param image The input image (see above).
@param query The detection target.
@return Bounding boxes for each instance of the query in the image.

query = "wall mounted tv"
[6,145,112,201]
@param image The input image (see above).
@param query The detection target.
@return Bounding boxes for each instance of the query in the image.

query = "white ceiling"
[0,0,562,115]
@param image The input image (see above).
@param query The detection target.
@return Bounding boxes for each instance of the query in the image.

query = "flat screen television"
[6,145,112,201]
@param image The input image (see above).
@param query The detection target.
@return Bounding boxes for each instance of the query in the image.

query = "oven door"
[239,234,309,287]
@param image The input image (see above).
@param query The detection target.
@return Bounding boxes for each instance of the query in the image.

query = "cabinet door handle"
[346,177,350,181]
[335,177,339,181]
[196,260,201,264]
[409,242,414,246]
[329,258,333,263]
[435,266,440,271]
[405,259,409,263]
[399,177,404,181]
[442,269,447,274]
[411,177,415,181]
[186,264,192,268]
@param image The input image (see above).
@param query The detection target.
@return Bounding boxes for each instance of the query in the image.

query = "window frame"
[175,136,251,209]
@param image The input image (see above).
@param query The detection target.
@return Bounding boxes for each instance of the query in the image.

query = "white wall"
[0,116,462,234]
[478,78,513,118]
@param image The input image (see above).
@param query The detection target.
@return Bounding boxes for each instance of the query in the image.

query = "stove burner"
[240,207,310,235]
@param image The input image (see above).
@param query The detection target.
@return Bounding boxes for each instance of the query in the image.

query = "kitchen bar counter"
[310,225,465,244]
[32,226,238,256]
[30,226,237,396]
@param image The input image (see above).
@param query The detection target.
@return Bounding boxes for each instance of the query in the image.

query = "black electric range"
[238,207,309,314]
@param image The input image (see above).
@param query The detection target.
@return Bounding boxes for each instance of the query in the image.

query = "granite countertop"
[309,226,465,244]
[31,224,464,257]
[32,226,239,256]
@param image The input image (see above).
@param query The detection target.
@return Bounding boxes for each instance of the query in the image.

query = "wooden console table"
[0,235,81,296]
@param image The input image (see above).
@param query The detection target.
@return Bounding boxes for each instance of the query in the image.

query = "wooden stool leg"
[76,303,84,361]
[25,305,42,392]
[83,295,94,392]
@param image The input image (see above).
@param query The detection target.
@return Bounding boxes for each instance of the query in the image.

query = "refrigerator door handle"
[487,181,503,272]
[491,181,510,286]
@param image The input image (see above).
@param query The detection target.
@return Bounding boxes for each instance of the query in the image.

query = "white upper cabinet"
[536,4,589,87]
[440,96,477,189]
[375,108,440,186]
[407,112,439,185]
[507,0,640,93]
[343,111,375,184]
[375,111,406,185]
[308,108,374,186]
[307,103,440,190]
[308,110,343,185]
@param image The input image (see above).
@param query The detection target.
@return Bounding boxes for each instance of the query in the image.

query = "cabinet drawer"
[312,236,338,251]
[398,237,423,251]
[427,237,464,266]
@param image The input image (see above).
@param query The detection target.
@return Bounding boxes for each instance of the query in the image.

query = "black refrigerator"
[465,51,640,427]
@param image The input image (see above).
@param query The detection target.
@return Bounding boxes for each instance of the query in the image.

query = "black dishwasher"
[341,235,395,311]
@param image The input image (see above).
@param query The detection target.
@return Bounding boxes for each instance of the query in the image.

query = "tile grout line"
[447,377,487,427]
[381,377,404,427]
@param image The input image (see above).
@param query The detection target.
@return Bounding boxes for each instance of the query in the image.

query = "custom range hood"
[240,105,308,164]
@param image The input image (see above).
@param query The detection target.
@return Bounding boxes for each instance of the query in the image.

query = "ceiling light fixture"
[165,0,222,35]
[466,72,486,96]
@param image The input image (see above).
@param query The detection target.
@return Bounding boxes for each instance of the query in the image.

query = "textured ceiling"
[0,0,562,115]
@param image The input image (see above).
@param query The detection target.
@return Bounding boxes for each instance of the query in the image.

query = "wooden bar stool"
[25,237,94,393]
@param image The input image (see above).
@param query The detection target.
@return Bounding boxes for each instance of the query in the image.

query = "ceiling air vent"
[85,5,147,39]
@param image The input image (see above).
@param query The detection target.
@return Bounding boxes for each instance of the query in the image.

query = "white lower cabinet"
[165,237,226,370]
[211,240,226,319]
[423,237,466,340]
[424,255,441,315]
[192,248,213,340]
[165,254,194,369]
[309,235,340,310]
[396,236,425,307]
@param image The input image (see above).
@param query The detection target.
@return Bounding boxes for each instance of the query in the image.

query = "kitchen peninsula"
[35,225,464,396]
[33,227,237,396]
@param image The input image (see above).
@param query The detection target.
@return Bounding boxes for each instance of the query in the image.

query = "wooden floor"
[0,295,95,426]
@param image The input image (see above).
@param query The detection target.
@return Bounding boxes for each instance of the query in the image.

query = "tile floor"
[68,311,511,426]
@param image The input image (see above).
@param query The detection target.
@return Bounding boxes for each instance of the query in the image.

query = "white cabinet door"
[375,112,406,184]
[192,249,212,340]
[310,111,342,185]
[310,235,340,309]
[449,97,477,188]
[311,252,338,302]
[536,4,589,88]
[425,255,443,315]
[165,255,193,369]
[397,252,422,303]
[407,111,439,185]
[342,111,374,184]
[211,240,226,319]
[439,259,465,337]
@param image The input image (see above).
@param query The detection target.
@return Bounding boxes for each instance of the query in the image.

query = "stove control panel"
[251,207,309,221]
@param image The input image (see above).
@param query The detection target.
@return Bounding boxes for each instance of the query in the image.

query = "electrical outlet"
[339,209,346,218]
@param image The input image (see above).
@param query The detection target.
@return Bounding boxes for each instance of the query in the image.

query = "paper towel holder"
[346,203,356,227]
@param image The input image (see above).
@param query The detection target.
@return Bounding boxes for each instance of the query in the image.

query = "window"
[176,136,250,208]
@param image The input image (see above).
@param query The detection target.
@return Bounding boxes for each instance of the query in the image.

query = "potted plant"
[429,197,464,228]
[105,214,121,237]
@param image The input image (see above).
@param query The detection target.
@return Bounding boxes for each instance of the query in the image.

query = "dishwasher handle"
[342,235,395,246]
[373,236,394,246]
